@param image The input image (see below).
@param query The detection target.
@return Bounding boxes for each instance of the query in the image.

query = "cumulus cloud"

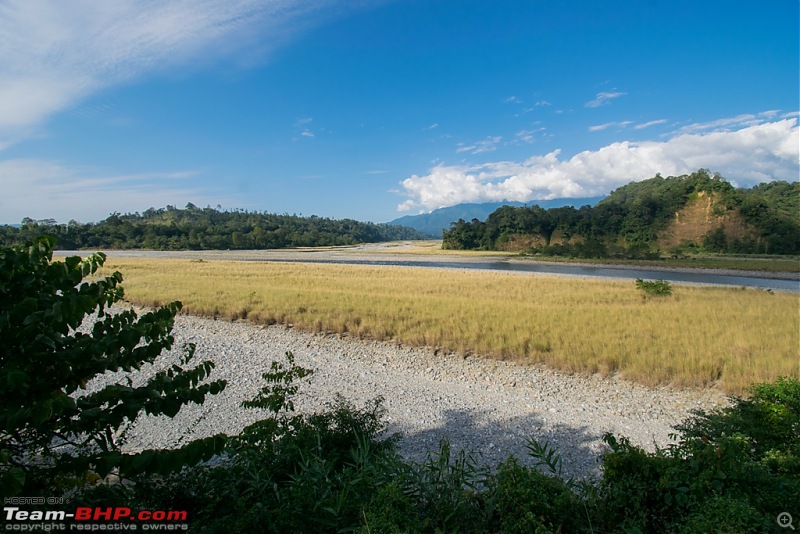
[585,91,626,108]
[397,119,799,212]
[0,0,364,148]
[0,158,241,223]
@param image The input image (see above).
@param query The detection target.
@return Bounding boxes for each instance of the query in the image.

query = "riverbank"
[100,313,729,479]
[60,247,800,283]
[509,257,800,281]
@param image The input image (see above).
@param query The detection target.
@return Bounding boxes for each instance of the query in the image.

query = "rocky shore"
[102,313,728,479]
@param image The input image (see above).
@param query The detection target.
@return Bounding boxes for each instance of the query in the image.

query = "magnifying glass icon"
[778,512,795,530]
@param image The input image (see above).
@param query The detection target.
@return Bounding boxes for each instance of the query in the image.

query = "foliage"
[175,378,800,532]
[676,377,800,474]
[598,377,800,532]
[81,373,800,533]
[0,204,426,250]
[442,170,800,256]
[601,378,800,532]
[491,458,591,533]
[635,278,673,297]
[0,237,227,497]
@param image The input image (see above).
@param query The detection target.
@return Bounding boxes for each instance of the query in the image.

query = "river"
[82,249,800,292]
[263,257,799,292]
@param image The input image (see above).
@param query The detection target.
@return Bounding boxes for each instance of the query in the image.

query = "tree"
[0,237,227,497]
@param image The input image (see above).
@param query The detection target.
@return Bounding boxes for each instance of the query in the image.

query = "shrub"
[598,377,800,532]
[0,237,227,497]
[635,278,673,297]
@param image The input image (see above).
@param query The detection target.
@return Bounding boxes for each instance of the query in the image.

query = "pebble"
[89,313,728,479]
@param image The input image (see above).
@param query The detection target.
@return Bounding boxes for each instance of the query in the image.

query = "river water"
[263,258,800,292]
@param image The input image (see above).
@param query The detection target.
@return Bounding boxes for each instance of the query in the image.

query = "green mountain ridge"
[442,170,800,257]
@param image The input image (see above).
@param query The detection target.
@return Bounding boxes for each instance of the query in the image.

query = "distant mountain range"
[388,197,604,237]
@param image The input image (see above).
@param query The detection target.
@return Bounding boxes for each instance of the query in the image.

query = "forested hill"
[0,205,427,250]
[442,170,800,257]
[388,196,604,237]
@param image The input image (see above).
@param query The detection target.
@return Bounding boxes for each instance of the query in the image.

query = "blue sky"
[0,0,797,224]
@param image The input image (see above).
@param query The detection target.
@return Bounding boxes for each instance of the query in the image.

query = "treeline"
[0,204,426,250]
[443,170,800,257]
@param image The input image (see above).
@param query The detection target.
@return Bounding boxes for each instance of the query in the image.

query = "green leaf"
[5,369,28,389]
[0,467,26,498]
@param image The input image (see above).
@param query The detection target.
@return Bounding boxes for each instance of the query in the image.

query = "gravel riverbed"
[101,313,728,479]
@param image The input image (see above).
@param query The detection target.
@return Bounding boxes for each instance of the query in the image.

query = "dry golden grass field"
[100,257,799,395]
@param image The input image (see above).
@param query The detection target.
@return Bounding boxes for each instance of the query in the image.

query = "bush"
[0,237,227,497]
[635,278,673,297]
[491,457,589,533]
[598,377,800,532]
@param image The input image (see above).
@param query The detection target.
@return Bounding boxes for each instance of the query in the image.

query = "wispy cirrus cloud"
[585,91,627,108]
[0,0,371,149]
[0,158,241,222]
[293,116,316,139]
[674,111,785,134]
[456,136,503,155]
[635,119,669,130]
[588,121,633,132]
[397,118,799,212]
[514,128,547,144]
[590,118,668,132]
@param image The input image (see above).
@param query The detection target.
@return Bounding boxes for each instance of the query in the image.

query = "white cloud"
[676,114,762,134]
[588,121,633,132]
[515,128,546,144]
[585,91,626,108]
[455,136,502,155]
[634,119,669,130]
[0,0,364,149]
[397,119,799,212]
[673,111,800,137]
[0,159,240,223]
